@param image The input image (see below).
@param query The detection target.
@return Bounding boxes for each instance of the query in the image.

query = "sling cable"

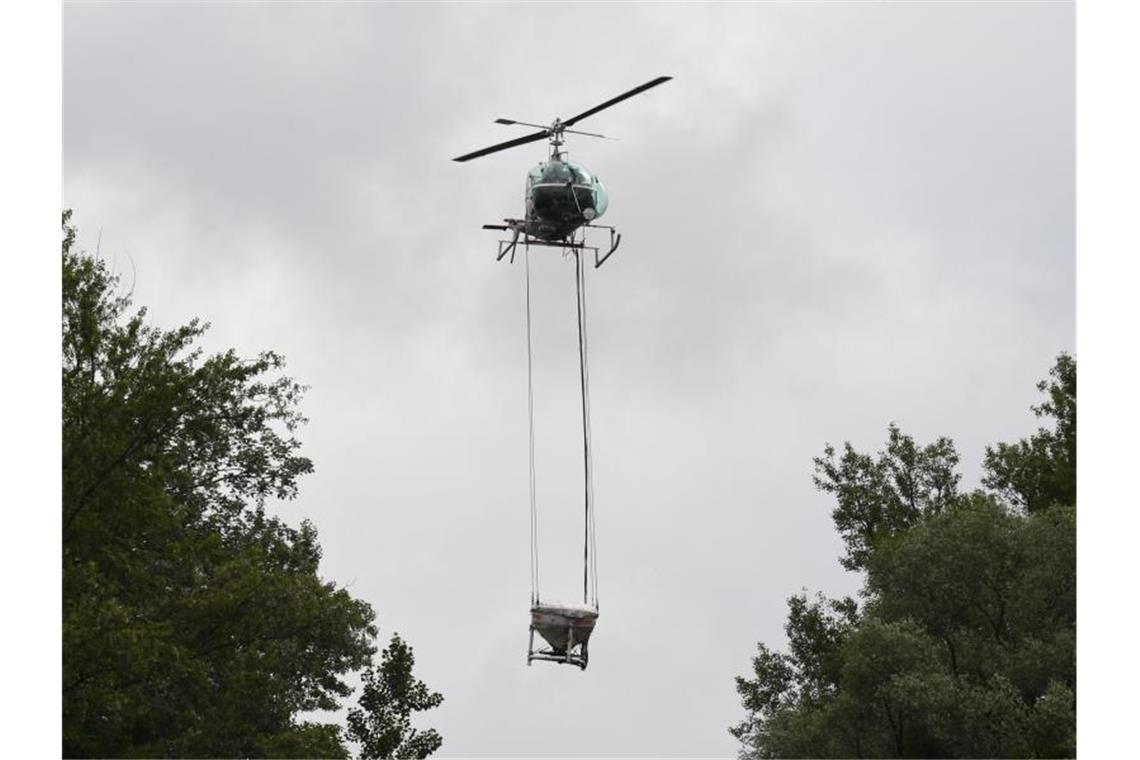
[524,245,599,671]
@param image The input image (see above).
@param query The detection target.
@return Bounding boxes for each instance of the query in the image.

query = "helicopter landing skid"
[483,222,621,269]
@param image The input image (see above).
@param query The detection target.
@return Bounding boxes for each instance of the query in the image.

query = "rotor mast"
[548,119,567,161]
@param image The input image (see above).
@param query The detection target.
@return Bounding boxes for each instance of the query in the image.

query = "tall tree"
[62,211,443,758]
[733,355,1076,758]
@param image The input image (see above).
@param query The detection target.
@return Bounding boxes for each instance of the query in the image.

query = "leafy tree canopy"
[982,354,1076,514]
[733,355,1076,758]
[62,211,442,758]
[813,424,960,571]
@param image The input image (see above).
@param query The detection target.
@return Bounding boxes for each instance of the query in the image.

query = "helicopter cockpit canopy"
[527,160,609,224]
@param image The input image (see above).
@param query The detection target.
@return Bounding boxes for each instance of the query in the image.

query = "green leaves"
[813,424,961,571]
[61,212,394,758]
[346,635,444,760]
[734,355,1077,758]
[983,353,1076,513]
[867,494,1024,652]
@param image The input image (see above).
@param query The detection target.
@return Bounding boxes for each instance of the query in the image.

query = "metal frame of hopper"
[526,605,598,671]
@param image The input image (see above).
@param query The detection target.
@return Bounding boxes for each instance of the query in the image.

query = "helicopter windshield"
[526,160,607,222]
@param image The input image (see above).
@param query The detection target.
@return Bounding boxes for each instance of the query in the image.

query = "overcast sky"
[63,2,1073,756]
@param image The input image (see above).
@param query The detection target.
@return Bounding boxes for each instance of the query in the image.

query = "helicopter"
[453,76,671,267]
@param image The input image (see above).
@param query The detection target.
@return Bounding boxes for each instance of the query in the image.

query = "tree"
[813,424,960,571]
[982,353,1076,513]
[62,211,442,757]
[733,355,1076,758]
[730,594,858,756]
[347,634,444,760]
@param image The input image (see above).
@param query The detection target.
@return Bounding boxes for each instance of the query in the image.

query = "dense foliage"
[61,212,442,758]
[732,356,1076,758]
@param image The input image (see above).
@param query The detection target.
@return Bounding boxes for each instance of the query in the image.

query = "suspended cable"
[574,248,598,608]
[583,255,599,609]
[525,245,540,605]
[581,251,599,609]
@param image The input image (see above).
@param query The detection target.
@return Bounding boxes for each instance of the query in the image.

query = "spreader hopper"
[527,602,598,670]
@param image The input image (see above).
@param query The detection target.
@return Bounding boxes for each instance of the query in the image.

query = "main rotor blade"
[494,118,549,129]
[453,129,549,162]
[563,127,616,140]
[561,75,672,128]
